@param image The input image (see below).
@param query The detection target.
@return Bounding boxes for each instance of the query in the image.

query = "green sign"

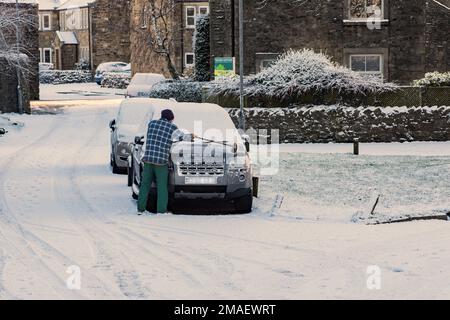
[214,57,235,78]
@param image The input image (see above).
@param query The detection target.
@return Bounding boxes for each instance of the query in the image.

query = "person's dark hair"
[161,109,175,121]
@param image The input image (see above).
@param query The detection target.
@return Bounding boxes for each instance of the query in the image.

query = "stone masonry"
[209,0,449,84]
[228,106,450,143]
[91,0,132,72]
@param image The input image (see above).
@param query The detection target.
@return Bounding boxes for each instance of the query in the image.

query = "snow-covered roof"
[56,31,78,44]
[0,0,38,4]
[56,0,95,10]
[36,0,61,10]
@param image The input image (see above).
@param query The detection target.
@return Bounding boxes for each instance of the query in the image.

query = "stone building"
[0,1,39,113]
[130,0,209,77]
[38,0,131,71]
[209,0,450,84]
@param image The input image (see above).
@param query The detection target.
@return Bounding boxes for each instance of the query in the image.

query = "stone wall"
[209,0,450,84]
[228,106,450,143]
[91,0,131,72]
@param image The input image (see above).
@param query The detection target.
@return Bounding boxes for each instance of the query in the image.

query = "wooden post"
[353,138,359,155]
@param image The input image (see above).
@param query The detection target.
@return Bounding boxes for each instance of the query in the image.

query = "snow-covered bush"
[209,49,397,99]
[147,80,204,102]
[101,72,131,89]
[412,72,450,87]
[75,59,90,71]
[39,70,93,84]
[194,14,211,82]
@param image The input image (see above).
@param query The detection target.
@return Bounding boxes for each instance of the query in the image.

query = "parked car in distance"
[95,62,131,85]
[126,73,166,98]
[128,100,255,214]
[109,98,156,174]
[39,63,54,71]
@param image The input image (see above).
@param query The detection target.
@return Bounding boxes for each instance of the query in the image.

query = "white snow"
[56,31,78,45]
[39,83,126,100]
[1,100,450,299]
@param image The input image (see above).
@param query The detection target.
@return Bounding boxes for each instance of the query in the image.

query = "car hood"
[171,141,246,165]
[117,124,140,143]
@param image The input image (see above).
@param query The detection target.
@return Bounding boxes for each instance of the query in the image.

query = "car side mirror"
[134,136,145,145]
[109,119,116,131]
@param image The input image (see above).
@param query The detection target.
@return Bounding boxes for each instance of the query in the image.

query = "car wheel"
[112,154,120,174]
[234,191,253,214]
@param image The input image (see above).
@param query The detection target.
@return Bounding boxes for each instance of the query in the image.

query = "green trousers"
[137,163,169,213]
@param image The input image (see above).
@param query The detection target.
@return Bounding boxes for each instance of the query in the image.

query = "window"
[60,12,66,30]
[185,53,195,66]
[350,54,383,78]
[81,8,89,29]
[80,47,89,61]
[186,7,196,28]
[260,59,275,70]
[42,14,51,30]
[199,6,209,15]
[349,0,384,20]
[43,48,52,63]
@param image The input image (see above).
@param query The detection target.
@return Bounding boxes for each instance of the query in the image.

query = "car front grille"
[177,163,225,176]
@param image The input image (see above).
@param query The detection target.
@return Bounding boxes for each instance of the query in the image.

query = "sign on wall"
[214,57,236,78]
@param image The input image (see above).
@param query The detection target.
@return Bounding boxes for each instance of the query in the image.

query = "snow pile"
[148,80,204,103]
[209,49,397,98]
[39,70,93,84]
[101,72,131,89]
[413,71,450,87]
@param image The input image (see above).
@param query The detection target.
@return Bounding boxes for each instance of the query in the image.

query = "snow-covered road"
[1,102,450,299]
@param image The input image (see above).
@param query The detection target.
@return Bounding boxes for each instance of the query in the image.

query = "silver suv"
[127,101,255,214]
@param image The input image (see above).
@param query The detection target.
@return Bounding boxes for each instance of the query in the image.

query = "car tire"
[234,191,253,214]
[112,154,120,174]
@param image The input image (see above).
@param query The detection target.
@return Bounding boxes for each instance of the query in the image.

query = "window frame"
[344,0,389,22]
[198,6,209,16]
[185,6,196,29]
[42,13,51,31]
[43,48,52,64]
[349,54,383,78]
[185,52,195,67]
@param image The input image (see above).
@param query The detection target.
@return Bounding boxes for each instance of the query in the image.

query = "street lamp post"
[15,0,23,114]
[238,0,245,131]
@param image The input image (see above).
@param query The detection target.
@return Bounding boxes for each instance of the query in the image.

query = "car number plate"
[185,177,218,185]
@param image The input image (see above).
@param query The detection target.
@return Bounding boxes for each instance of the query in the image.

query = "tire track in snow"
[0,116,82,299]
[51,107,152,299]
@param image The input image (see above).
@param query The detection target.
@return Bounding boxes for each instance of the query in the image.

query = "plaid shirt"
[142,118,179,165]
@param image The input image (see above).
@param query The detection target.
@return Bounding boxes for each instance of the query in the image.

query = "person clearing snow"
[137,109,183,215]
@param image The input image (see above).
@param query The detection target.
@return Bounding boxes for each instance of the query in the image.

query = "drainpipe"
[88,4,93,71]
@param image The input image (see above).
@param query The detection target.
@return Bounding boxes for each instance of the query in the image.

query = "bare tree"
[0,6,36,81]
[138,0,180,79]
